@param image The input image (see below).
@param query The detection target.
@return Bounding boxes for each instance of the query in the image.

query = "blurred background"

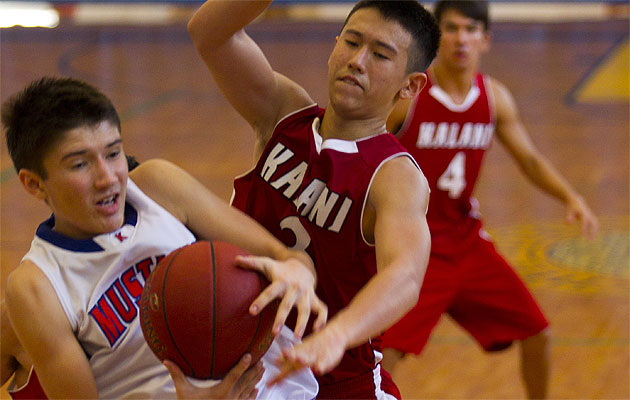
[1,0,628,398]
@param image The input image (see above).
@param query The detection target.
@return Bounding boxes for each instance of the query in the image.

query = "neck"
[430,63,477,103]
[320,107,388,140]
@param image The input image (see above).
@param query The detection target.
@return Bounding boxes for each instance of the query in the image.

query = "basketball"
[139,240,277,379]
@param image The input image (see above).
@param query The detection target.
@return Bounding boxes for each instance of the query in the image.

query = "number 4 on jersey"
[437,151,466,199]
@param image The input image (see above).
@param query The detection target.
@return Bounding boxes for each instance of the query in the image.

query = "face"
[436,9,489,71]
[20,121,128,239]
[328,8,419,119]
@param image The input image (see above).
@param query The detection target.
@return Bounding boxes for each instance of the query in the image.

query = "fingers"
[249,281,284,316]
[235,255,270,274]
[268,355,307,387]
[163,360,191,396]
[222,353,253,387]
[311,297,328,332]
[241,361,264,391]
[234,360,264,399]
[293,296,311,338]
[273,286,298,335]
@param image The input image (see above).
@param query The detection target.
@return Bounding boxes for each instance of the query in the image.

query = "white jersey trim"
[361,153,424,247]
[6,366,35,394]
[429,82,480,113]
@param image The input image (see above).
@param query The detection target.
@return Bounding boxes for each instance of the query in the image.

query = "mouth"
[97,194,118,207]
[338,75,363,90]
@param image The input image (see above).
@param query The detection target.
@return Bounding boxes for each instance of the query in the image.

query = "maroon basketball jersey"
[9,369,47,399]
[232,105,415,397]
[397,73,495,255]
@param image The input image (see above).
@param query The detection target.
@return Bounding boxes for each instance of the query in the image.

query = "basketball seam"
[210,240,217,378]
[161,247,197,377]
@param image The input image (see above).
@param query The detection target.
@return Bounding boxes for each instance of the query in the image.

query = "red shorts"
[382,233,549,354]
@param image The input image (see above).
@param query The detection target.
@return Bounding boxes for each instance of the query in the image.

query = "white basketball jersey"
[22,178,318,399]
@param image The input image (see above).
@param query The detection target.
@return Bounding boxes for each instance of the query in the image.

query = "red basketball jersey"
[8,369,47,400]
[397,73,495,255]
[232,105,414,398]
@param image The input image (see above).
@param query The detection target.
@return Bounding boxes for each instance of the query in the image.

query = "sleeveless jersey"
[22,178,196,399]
[7,368,47,399]
[232,104,418,398]
[397,73,495,255]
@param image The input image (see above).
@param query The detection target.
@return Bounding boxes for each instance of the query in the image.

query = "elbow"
[187,17,206,49]
[399,264,424,312]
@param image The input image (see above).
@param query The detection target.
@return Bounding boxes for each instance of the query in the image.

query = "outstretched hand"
[566,195,598,240]
[236,255,327,338]
[268,324,347,387]
[164,354,263,399]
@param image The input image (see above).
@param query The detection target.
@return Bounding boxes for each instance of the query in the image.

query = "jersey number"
[280,216,311,252]
[437,151,466,199]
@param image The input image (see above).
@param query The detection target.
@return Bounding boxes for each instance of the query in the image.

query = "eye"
[344,39,358,47]
[374,52,389,60]
[107,149,122,159]
[71,161,87,170]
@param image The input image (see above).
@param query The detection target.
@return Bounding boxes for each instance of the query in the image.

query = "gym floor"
[1,2,628,398]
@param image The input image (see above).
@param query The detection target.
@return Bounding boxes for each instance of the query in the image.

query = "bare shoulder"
[128,158,176,186]
[488,76,518,118]
[128,158,188,222]
[5,260,50,304]
[370,156,429,208]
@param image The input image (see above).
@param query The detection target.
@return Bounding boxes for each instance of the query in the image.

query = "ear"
[328,36,340,66]
[481,30,491,54]
[398,72,427,101]
[18,169,48,201]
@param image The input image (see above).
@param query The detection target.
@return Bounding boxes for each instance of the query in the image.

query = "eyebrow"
[345,29,398,55]
[61,138,123,161]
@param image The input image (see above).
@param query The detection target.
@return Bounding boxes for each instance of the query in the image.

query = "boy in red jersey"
[382,1,599,399]
[188,1,440,398]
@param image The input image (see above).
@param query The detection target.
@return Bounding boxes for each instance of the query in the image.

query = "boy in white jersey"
[2,77,326,399]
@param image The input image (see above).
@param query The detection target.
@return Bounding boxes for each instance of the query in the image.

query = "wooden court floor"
[1,13,628,400]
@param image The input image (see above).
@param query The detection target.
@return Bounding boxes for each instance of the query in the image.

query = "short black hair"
[343,0,441,72]
[434,0,490,31]
[2,77,121,178]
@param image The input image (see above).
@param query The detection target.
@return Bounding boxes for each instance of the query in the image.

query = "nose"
[455,28,467,45]
[93,157,118,188]
[348,45,368,73]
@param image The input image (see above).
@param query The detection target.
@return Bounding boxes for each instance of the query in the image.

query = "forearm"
[188,0,272,49]
[325,263,422,350]
[520,154,581,204]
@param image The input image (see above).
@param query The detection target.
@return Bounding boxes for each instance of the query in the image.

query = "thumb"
[163,360,189,391]
[235,255,272,274]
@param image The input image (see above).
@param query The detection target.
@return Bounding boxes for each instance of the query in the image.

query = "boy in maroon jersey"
[382,1,598,398]
[188,1,440,398]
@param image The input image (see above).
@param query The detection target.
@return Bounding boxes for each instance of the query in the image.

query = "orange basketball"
[140,240,277,379]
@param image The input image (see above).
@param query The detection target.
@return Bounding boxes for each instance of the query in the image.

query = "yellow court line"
[576,40,630,103]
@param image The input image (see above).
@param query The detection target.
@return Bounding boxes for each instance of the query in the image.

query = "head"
[432,1,490,71]
[434,1,490,32]
[342,1,441,74]
[2,77,128,239]
[329,1,440,120]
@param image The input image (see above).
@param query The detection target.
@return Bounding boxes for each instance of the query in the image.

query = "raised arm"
[271,156,431,380]
[6,261,98,399]
[491,78,599,239]
[187,0,313,149]
[130,159,327,337]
